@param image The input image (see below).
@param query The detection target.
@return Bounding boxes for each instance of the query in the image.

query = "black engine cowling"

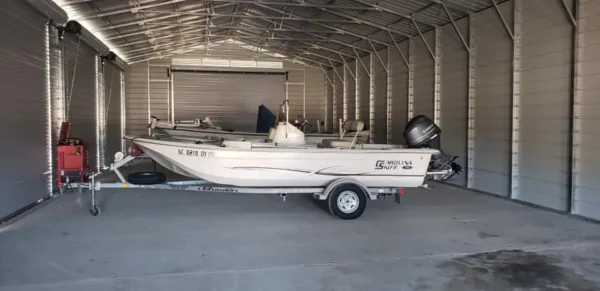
[403,115,441,149]
[403,115,462,181]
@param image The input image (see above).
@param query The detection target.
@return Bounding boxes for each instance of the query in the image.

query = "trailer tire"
[327,184,367,220]
[127,171,166,185]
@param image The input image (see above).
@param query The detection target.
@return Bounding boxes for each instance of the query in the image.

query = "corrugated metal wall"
[0,0,50,218]
[575,0,600,220]
[125,64,149,136]
[412,31,436,118]
[440,19,469,186]
[64,34,98,171]
[346,61,356,120]
[286,66,305,119]
[125,44,327,135]
[516,0,573,210]
[472,2,513,196]
[304,67,325,127]
[390,41,410,144]
[150,65,170,122]
[373,49,388,144]
[103,62,122,161]
[173,72,285,132]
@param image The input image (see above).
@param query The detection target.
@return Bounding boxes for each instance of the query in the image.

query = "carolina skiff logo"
[375,160,413,170]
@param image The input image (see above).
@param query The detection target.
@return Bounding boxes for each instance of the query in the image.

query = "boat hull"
[128,137,439,188]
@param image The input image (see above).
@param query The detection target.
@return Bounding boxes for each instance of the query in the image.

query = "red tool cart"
[57,121,89,192]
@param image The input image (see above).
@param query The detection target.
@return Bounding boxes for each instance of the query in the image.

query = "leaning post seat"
[321,120,365,149]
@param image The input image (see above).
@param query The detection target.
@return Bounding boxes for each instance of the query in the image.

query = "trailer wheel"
[90,205,101,216]
[327,184,367,220]
[127,171,166,185]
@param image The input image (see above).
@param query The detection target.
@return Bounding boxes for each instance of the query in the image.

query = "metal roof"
[54,0,501,67]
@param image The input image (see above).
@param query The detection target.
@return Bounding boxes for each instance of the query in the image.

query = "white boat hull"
[127,136,440,188]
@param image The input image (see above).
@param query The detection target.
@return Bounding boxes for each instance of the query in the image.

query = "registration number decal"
[178,149,213,158]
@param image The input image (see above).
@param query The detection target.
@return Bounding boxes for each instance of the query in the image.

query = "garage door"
[64,34,99,170]
[103,62,122,164]
[0,1,50,219]
[173,71,285,132]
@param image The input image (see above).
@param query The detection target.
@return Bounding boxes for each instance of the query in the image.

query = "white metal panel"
[0,0,50,218]
[373,48,388,144]
[516,0,572,211]
[472,1,513,196]
[440,18,469,186]
[359,55,370,126]
[302,67,325,128]
[390,41,410,145]
[413,30,435,118]
[346,61,356,121]
[173,72,285,132]
[575,0,600,220]
[150,66,169,121]
[287,68,305,119]
[64,34,99,171]
[125,63,149,136]
[104,62,122,161]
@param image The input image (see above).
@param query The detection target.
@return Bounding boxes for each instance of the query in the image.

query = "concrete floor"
[1,183,600,291]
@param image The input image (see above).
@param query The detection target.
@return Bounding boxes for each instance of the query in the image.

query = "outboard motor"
[403,115,462,181]
[403,115,441,149]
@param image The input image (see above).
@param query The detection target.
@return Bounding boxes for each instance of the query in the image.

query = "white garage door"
[173,71,286,132]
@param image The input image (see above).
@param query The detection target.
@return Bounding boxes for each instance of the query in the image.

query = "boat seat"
[321,120,365,149]
[321,139,357,148]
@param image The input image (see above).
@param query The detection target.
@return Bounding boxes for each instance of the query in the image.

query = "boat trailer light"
[128,144,142,157]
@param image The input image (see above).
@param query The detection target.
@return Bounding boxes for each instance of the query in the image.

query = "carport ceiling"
[56,0,501,67]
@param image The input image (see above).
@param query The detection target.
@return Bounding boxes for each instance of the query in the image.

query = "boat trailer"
[64,154,447,220]
[67,152,454,220]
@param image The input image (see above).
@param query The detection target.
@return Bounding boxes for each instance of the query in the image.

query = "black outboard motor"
[403,115,441,149]
[403,115,462,181]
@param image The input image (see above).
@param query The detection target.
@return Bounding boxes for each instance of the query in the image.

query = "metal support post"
[120,71,126,153]
[343,65,348,121]
[369,54,375,143]
[568,0,580,213]
[510,0,522,199]
[332,69,338,130]
[408,38,415,120]
[355,60,360,120]
[324,73,330,132]
[467,13,476,188]
[146,61,151,136]
[434,27,442,126]
[386,46,393,144]
[303,68,306,117]
[169,68,175,123]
